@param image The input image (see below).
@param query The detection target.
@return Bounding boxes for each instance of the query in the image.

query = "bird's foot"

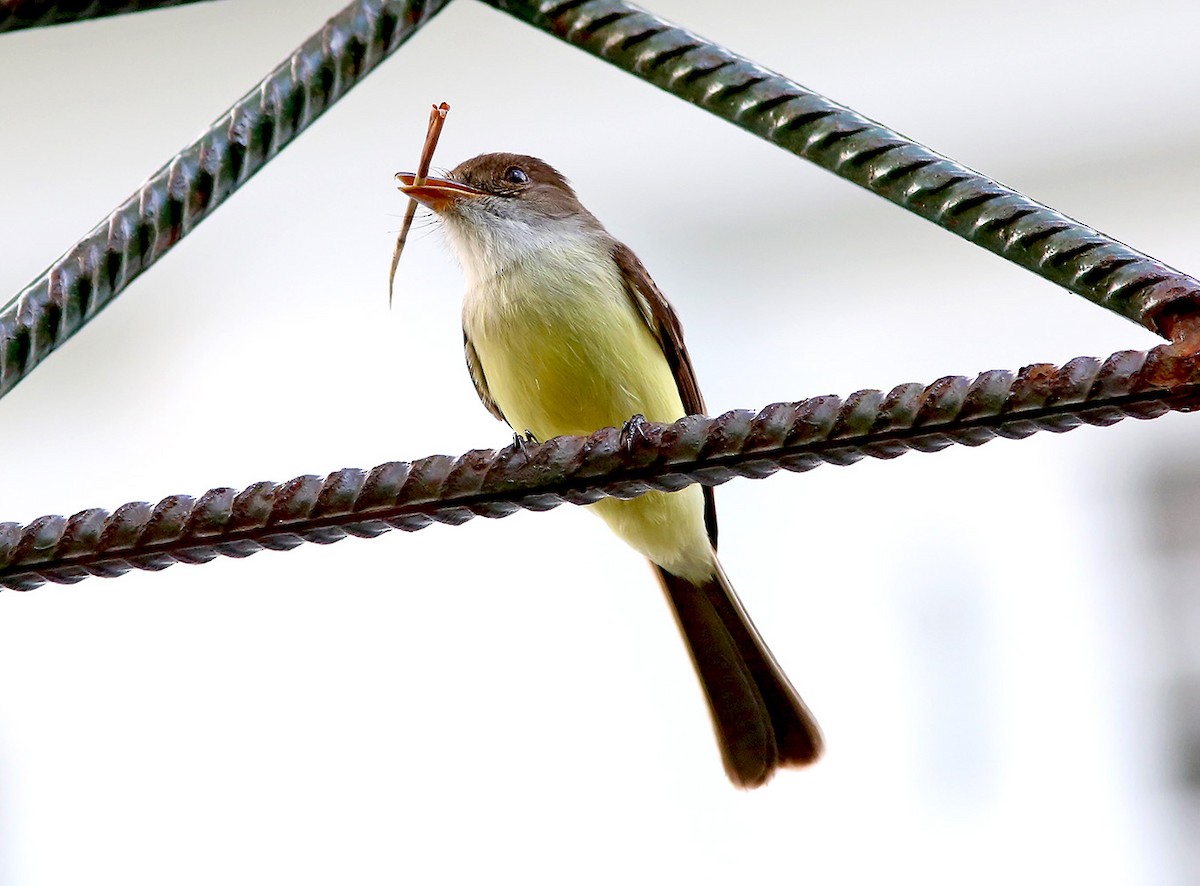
[508,429,539,458]
[619,414,651,452]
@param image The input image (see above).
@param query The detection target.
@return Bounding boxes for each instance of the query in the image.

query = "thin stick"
[389,101,450,307]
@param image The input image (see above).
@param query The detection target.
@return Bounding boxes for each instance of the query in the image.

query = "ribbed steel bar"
[484,0,1200,336]
[4,342,1199,591]
[0,0,213,32]
[0,0,451,400]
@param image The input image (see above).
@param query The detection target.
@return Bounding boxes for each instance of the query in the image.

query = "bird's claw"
[509,429,539,458]
[620,414,651,451]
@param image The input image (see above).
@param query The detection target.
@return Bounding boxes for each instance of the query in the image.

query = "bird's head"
[396,153,602,282]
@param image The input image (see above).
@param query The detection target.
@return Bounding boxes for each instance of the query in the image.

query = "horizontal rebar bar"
[0,0,213,32]
[484,0,1200,336]
[4,342,1198,591]
[0,0,451,401]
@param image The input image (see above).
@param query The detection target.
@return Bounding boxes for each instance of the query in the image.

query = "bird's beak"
[395,172,487,213]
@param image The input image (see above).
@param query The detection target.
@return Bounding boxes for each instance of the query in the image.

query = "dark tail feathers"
[655,564,822,788]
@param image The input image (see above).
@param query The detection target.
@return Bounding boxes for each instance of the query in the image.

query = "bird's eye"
[503,167,529,185]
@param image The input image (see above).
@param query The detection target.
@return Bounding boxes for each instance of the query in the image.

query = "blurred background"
[1,0,1198,882]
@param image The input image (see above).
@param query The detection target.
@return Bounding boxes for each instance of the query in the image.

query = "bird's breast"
[462,244,685,442]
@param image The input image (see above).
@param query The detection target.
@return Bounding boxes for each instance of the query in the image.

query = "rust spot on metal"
[1005,363,1058,410]
[1019,363,1058,383]
[1140,344,1200,390]
[1155,299,1200,353]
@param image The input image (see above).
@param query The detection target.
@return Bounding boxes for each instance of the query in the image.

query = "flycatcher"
[397,153,822,788]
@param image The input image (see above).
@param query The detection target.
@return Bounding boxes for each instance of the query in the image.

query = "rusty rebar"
[0,0,451,401]
[4,343,1198,591]
[0,0,213,31]
[483,0,1200,337]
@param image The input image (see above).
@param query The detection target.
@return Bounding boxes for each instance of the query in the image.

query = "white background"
[0,1,1197,883]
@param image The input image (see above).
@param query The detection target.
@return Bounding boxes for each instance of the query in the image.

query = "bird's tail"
[655,562,822,788]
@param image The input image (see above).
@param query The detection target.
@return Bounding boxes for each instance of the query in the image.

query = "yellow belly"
[463,248,713,580]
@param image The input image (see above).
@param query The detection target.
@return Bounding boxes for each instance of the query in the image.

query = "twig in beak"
[389,101,450,307]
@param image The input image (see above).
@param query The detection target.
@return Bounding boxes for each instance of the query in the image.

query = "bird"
[396,152,822,787]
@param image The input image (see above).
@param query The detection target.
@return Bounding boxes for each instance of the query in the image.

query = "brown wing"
[611,241,718,548]
[612,241,705,416]
[464,330,507,424]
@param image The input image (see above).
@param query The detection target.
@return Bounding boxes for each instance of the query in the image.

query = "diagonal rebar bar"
[4,342,1198,591]
[0,0,215,32]
[484,0,1200,337]
[0,0,451,401]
